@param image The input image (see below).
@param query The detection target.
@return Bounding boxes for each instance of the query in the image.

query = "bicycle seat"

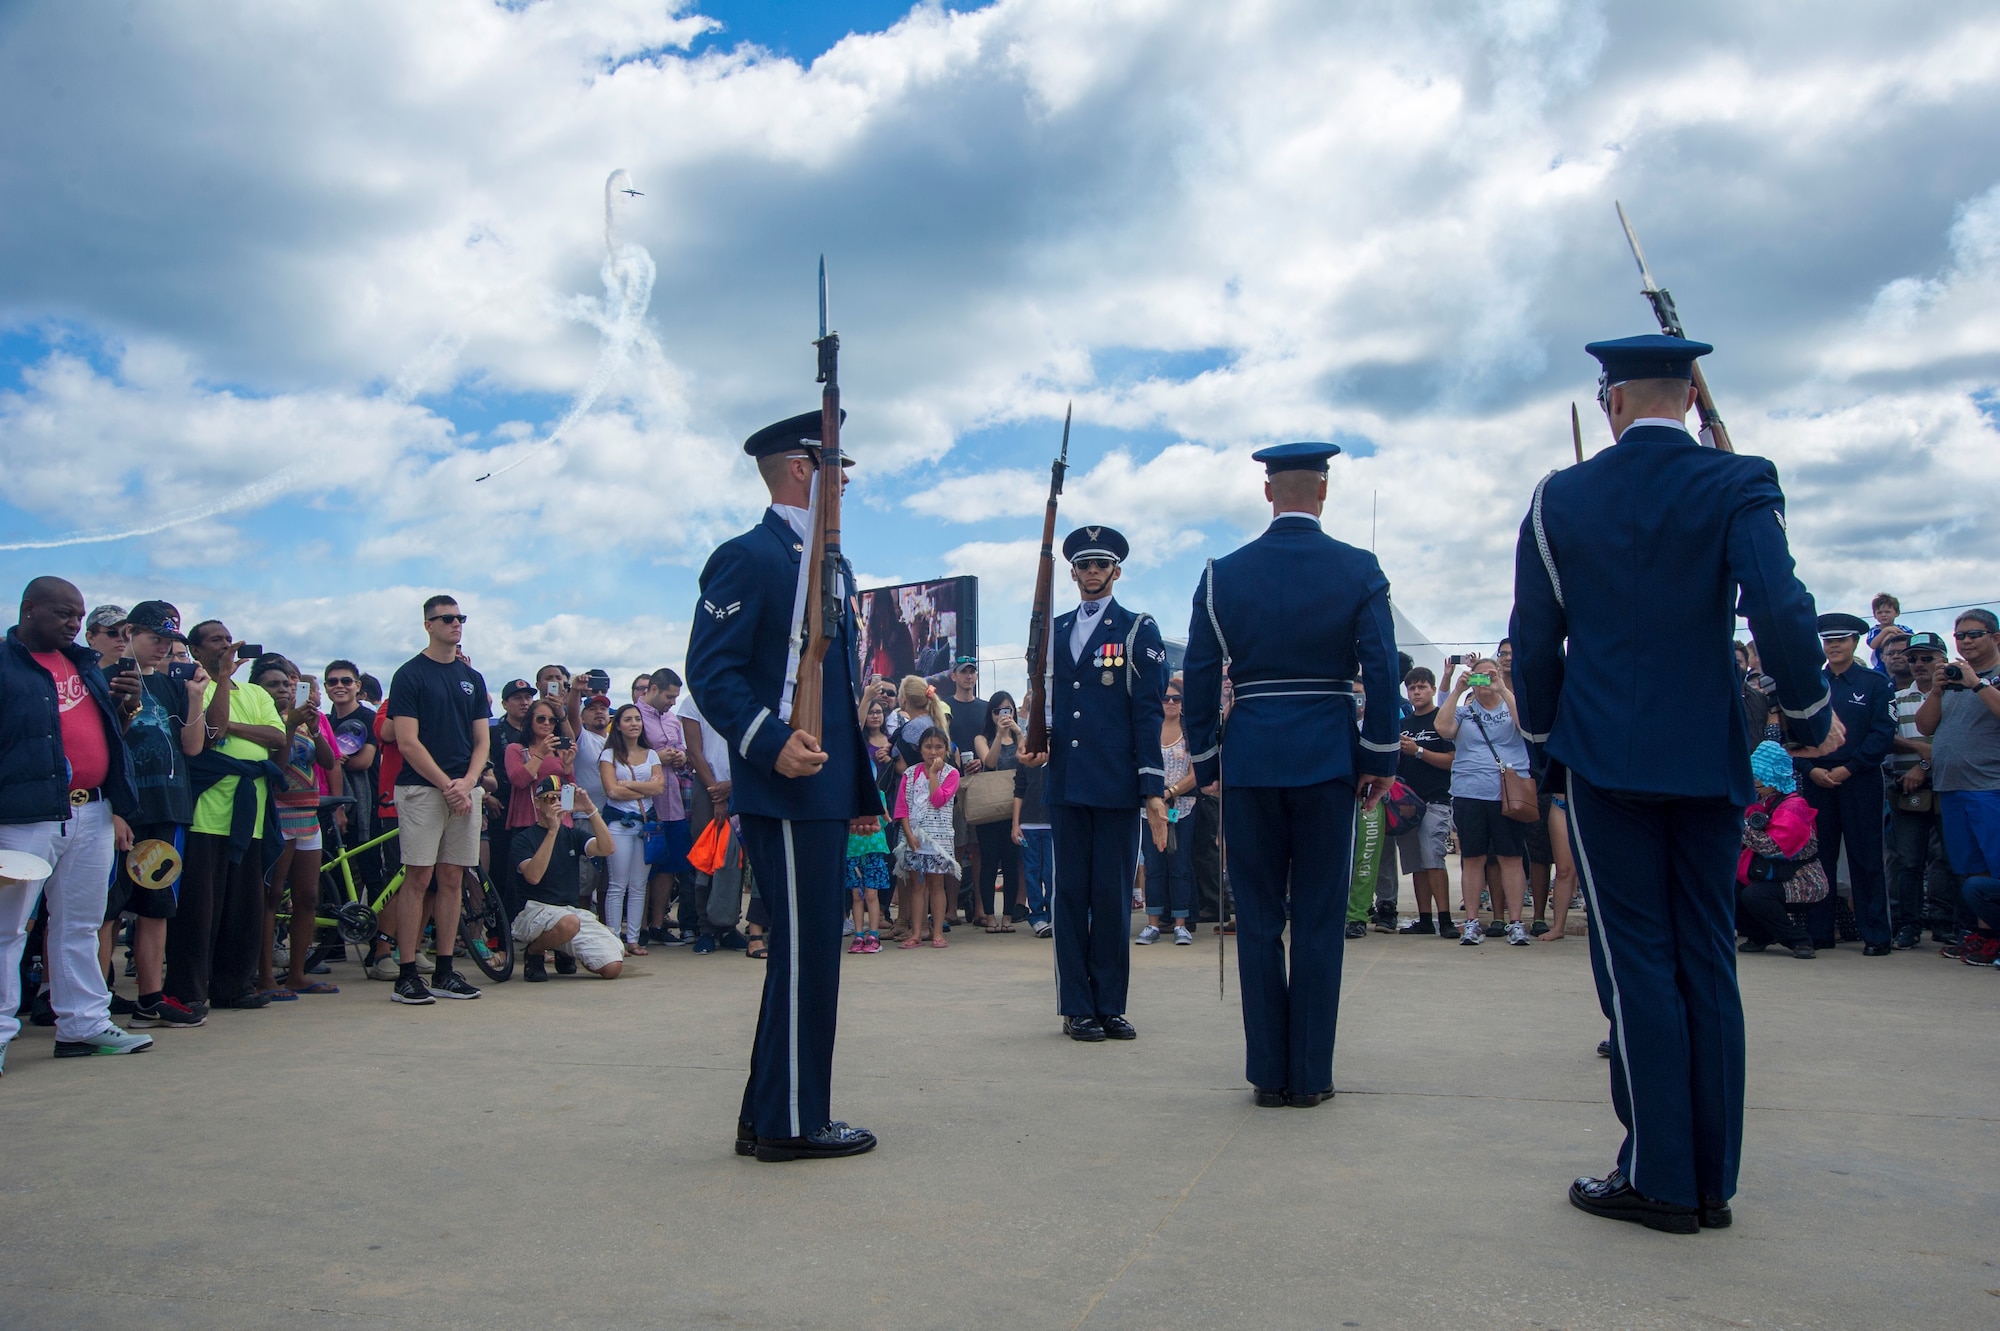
[318,795,359,812]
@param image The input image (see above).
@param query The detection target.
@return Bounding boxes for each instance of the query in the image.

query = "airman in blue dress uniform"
[1510,335,1843,1231]
[1028,526,1169,1043]
[686,409,883,1163]
[1799,610,1897,953]
[1181,443,1401,1107]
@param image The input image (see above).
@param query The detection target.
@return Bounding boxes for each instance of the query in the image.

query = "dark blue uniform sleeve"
[685,541,791,777]
[1130,615,1168,800]
[1182,570,1223,787]
[1355,566,1400,777]
[1509,498,1567,787]
[1725,463,1831,749]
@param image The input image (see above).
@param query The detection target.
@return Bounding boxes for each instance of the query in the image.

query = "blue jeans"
[1141,817,1194,919]
[1018,827,1053,925]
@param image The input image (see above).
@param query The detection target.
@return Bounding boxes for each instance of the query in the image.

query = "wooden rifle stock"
[1022,404,1071,756]
[790,293,843,744]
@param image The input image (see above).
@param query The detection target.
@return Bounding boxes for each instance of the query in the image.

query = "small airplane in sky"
[620,187,643,197]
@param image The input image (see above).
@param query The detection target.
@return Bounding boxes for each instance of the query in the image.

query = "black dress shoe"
[1064,1016,1107,1042]
[1286,1087,1331,1108]
[736,1119,755,1157]
[1861,942,1892,956]
[1596,1039,1613,1059]
[219,990,270,1009]
[1737,939,1768,953]
[1568,1168,1698,1234]
[1699,1195,1733,1229]
[1099,1014,1136,1040]
[1789,942,1816,960]
[1253,1088,1287,1108]
[754,1121,877,1162]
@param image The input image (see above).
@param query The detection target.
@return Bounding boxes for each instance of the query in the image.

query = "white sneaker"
[1136,925,1161,945]
[1173,925,1195,945]
[368,953,401,981]
[841,918,855,936]
[55,1027,154,1058]
[1459,919,1482,946]
[1507,921,1531,946]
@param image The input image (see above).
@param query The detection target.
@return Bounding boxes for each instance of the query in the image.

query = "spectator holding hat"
[1,577,152,1068]
[1736,741,1825,960]
[103,600,208,1029]
[1799,612,1896,954]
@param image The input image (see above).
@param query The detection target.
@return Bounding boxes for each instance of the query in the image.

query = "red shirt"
[32,651,110,792]
[373,705,403,814]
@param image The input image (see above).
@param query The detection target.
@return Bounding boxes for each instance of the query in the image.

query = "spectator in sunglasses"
[1915,609,2000,959]
[1136,677,1197,946]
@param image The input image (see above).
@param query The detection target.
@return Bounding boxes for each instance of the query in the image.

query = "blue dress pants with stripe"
[1799,775,1891,947]
[1051,804,1140,1017]
[1223,780,1354,1096]
[1565,772,1745,1208]
[736,814,847,1141]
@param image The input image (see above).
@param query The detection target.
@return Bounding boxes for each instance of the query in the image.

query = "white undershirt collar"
[1620,417,1694,440]
[770,504,810,543]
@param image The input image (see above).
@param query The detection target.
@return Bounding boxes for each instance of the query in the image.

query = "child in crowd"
[1867,592,1912,672]
[1737,741,1827,960]
[845,813,890,953]
[896,726,961,949]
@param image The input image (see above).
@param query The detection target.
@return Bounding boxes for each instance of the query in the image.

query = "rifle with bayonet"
[790,254,843,742]
[1022,403,1071,757]
[1614,201,1734,453]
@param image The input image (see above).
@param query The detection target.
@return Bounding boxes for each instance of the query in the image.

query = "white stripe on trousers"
[1564,770,1641,1187]
[781,819,801,1138]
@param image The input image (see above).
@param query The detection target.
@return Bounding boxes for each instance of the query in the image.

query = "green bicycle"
[279,796,515,983]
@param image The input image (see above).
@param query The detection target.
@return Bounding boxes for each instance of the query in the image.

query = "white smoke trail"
[475,168,655,482]
[0,331,469,554]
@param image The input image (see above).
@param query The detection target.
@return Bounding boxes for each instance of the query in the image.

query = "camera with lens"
[1943,664,1966,690]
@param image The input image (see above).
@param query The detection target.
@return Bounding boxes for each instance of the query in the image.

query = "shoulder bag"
[1469,706,1540,823]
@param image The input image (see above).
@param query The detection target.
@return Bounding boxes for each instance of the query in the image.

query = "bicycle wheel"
[457,868,515,982]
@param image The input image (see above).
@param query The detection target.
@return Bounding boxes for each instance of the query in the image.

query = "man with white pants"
[1,577,154,1074]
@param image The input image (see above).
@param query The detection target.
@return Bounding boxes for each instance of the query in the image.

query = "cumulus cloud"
[1,0,1997,665]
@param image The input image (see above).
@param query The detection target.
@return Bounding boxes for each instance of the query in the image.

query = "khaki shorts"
[511,900,623,973]
[395,783,482,868]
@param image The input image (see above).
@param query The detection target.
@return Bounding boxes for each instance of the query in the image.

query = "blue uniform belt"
[1231,678,1357,700]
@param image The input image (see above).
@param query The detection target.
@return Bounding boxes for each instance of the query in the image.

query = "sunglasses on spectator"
[532,714,555,725]
[1954,629,1991,640]
[1164,694,1183,703]
[1074,558,1114,572]
[326,677,357,687]
[428,613,469,624]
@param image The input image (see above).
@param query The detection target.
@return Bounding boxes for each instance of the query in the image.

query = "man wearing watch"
[1914,609,2000,962]
[1799,613,1897,954]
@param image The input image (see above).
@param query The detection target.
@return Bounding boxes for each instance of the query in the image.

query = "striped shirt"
[1889,686,1925,777]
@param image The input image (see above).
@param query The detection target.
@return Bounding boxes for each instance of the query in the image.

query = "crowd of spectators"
[3,574,1996,1076]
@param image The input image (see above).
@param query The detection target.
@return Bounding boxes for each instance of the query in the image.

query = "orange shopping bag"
[687,816,733,876]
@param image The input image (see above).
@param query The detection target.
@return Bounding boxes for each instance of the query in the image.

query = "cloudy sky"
[2,0,1996,696]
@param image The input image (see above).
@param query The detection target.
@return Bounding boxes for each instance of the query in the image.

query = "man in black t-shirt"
[1393,667,1458,937]
[510,777,622,981]
[324,659,380,870]
[383,595,491,1005]
[105,601,207,1028]
[944,658,989,766]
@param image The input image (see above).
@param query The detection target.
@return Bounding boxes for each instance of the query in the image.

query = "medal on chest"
[1096,642,1122,685]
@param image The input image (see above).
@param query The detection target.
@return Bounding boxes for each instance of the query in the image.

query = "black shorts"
[107,824,185,921]
[1523,793,1555,866]
[1452,797,1526,861]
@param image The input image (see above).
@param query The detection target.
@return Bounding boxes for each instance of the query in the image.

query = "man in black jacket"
[1,577,152,1070]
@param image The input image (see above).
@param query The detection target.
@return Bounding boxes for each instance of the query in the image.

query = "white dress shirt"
[1069,595,1109,663]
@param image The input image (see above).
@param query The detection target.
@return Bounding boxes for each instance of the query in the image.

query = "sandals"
[930,937,948,948]
[292,981,339,995]
[258,988,298,1002]
[746,936,769,960]
[985,921,1016,934]
[626,941,650,956]
[897,936,925,950]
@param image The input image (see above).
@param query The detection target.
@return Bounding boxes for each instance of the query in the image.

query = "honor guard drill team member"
[1798,611,1896,953]
[1026,526,1169,1043]
[1181,443,1399,1108]
[1510,334,1844,1233]
[686,410,883,1163]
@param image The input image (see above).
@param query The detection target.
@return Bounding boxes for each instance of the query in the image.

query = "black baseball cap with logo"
[1904,631,1948,656]
[125,600,186,643]
[502,678,536,700]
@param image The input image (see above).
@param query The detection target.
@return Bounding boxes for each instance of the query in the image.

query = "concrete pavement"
[1,913,1996,1330]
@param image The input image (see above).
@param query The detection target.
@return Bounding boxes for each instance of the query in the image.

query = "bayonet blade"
[817,254,828,341]
[1614,200,1661,294]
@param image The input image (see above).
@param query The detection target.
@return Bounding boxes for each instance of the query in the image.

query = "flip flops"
[292,982,339,995]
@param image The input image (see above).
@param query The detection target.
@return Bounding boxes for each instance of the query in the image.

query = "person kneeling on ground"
[512,776,623,981]
[1736,742,1826,960]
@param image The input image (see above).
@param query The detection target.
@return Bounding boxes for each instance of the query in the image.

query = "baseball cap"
[534,774,564,797]
[502,678,536,699]
[1905,631,1948,655]
[85,604,129,634]
[125,600,186,643]
[584,693,611,708]
[953,656,978,670]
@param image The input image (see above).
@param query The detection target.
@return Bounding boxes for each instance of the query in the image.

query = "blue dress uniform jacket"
[1508,422,1832,1211]
[1046,597,1168,809]
[686,507,881,1142]
[1045,596,1166,1020]
[1180,513,1401,1097]
[1798,662,1897,948]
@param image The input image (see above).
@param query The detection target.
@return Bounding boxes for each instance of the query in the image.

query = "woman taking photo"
[1137,675,1197,945]
[505,699,575,838]
[599,704,666,955]
[971,691,1024,931]
[1436,657,1534,946]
